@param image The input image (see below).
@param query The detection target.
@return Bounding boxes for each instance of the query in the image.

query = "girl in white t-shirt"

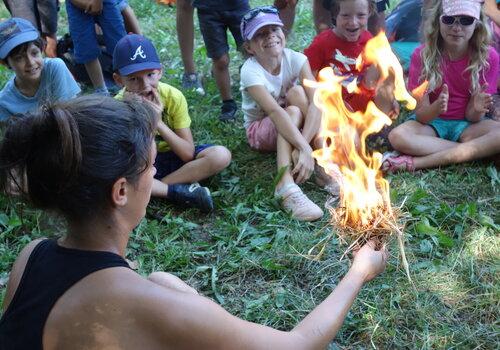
[240,6,330,221]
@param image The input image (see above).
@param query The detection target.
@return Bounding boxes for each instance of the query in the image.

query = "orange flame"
[306,32,418,230]
[411,81,429,101]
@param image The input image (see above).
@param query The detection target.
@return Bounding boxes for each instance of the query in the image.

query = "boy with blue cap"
[0,17,80,121]
[113,34,232,212]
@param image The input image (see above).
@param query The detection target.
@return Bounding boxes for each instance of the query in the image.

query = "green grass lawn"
[0,1,499,348]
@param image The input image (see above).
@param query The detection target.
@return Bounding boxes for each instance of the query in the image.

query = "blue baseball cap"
[113,34,161,76]
[0,17,39,60]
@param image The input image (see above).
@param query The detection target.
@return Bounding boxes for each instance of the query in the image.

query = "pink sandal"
[382,154,415,173]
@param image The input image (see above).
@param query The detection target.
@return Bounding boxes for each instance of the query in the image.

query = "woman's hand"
[350,240,388,283]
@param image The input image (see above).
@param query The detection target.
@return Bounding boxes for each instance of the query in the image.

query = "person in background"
[0,18,80,121]
[192,0,250,121]
[116,0,141,34]
[65,0,126,94]
[2,0,59,57]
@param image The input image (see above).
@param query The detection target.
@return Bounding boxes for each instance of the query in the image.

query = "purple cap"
[0,18,39,59]
[241,11,284,41]
[113,34,161,76]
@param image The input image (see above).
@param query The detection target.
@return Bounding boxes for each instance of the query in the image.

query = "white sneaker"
[315,163,343,197]
[276,184,323,221]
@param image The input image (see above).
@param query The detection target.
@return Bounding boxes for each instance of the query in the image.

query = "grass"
[0,0,499,348]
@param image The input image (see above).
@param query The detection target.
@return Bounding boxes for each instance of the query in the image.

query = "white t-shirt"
[240,48,307,128]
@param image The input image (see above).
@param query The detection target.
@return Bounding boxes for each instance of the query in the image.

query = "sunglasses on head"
[241,5,279,30]
[440,15,476,26]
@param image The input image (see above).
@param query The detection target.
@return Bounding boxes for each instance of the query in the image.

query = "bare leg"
[212,54,232,101]
[43,33,57,58]
[286,85,321,143]
[148,272,198,294]
[278,1,298,35]
[276,106,304,191]
[177,0,196,74]
[413,119,500,169]
[84,58,106,90]
[313,0,332,33]
[389,120,458,156]
[161,146,231,184]
[121,6,141,34]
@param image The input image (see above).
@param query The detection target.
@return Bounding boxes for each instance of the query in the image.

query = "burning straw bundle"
[305,33,423,280]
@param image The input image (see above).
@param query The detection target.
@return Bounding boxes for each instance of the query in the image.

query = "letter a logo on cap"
[130,45,146,61]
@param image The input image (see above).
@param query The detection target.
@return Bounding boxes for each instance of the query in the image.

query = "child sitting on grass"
[240,6,326,222]
[384,0,500,172]
[113,34,231,212]
[0,18,80,121]
[304,0,397,117]
[192,0,250,121]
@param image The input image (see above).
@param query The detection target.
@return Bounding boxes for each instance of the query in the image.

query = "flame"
[306,32,420,231]
[411,81,429,101]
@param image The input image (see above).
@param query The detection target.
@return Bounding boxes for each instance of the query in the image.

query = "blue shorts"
[409,115,470,142]
[66,0,126,64]
[197,5,249,59]
[154,144,212,180]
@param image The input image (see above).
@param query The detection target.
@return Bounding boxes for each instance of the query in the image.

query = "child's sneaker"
[169,183,213,212]
[381,152,415,173]
[181,73,205,95]
[219,100,238,122]
[315,163,342,197]
[276,184,323,221]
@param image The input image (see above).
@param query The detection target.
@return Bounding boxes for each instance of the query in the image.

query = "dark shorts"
[65,0,126,63]
[197,5,249,59]
[374,0,390,12]
[4,0,59,34]
[154,144,212,180]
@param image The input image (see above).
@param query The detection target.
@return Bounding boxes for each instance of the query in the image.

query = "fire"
[306,32,420,235]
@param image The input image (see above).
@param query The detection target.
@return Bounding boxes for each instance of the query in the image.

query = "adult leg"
[121,5,141,34]
[148,272,198,295]
[413,119,500,169]
[313,0,332,33]
[160,145,231,185]
[177,0,196,75]
[277,0,298,35]
[389,120,458,156]
[36,0,59,57]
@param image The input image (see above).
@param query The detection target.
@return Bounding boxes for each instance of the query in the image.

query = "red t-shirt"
[304,29,373,111]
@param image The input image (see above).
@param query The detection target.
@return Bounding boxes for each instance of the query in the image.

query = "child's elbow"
[179,148,195,162]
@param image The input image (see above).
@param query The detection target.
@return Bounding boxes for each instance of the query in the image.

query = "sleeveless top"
[0,239,130,349]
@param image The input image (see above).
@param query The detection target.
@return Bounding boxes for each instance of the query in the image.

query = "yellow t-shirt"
[115,82,191,152]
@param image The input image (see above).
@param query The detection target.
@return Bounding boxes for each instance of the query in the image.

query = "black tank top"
[0,239,130,350]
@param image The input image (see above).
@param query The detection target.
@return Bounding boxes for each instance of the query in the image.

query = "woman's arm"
[143,242,387,350]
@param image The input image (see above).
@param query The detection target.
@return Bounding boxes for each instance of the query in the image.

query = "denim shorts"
[116,0,129,11]
[374,0,390,12]
[197,5,249,59]
[154,144,212,180]
[409,115,470,142]
[66,0,126,64]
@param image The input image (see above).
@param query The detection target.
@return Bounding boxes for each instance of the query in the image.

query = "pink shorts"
[246,117,278,152]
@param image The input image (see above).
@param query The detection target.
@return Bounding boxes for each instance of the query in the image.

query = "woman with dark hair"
[0,95,388,349]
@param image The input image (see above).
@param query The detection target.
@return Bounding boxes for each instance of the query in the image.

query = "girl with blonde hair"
[384,0,500,171]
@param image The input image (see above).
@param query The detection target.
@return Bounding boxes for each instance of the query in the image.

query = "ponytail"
[0,95,156,222]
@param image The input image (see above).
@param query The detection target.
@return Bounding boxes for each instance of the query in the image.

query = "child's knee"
[286,85,307,105]
[388,125,406,149]
[286,105,303,126]
[212,54,230,70]
[207,146,232,171]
